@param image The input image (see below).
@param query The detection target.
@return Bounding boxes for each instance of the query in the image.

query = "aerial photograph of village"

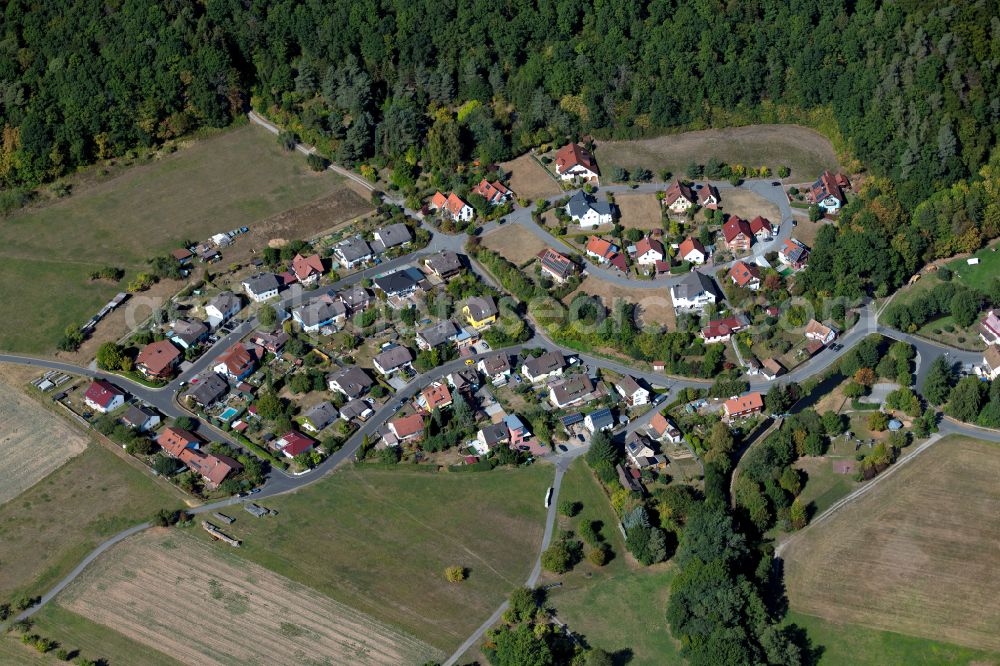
[0,1,998,664]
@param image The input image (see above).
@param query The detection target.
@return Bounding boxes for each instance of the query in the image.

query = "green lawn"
[0,124,339,353]
[794,457,859,518]
[947,246,1000,291]
[785,611,1000,666]
[544,459,682,664]
[0,443,179,602]
[193,463,552,652]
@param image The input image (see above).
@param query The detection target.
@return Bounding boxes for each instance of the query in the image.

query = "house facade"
[634,237,665,266]
[522,350,566,383]
[242,273,280,303]
[554,143,600,183]
[566,191,613,227]
[678,237,706,265]
[663,180,696,213]
[670,272,719,311]
[722,216,753,253]
[723,392,765,420]
[84,379,125,414]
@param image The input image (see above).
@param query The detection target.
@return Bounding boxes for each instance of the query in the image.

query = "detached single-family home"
[728,261,761,290]
[300,402,338,433]
[463,296,498,329]
[472,179,513,206]
[373,345,413,376]
[478,353,512,385]
[478,422,510,450]
[585,407,615,433]
[290,254,325,285]
[372,223,412,252]
[554,143,600,183]
[548,375,595,409]
[722,216,754,253]
[252,329,288,354]
[334,236,373,269]
[170,318,209,349]
[585,236,618,263]
[537,248,576,283]
[430,191,474,222]
[670,272,720,311]
[387,413,424,444]
[804,319,837,345]
[327,366,373,398]
[205,291,242,325]
[779,239,810,269]
[447,368,480,394]
[242,273,280,303]
[121,404,160,432]
[275,430,316,458]
[565,191,613,228]
[626,432,664,469]
[373,269,422,299]
[723,392,765,421]
[761,358,785,380]
[84,379,125,414]
[979,310,1000,345]
[424,251,464,279]
[416,320,459,351]
[505,414,532,447]
[340,398,373,422]
[178,449,241,489]
[615,375,649,407]
[678,237,707,265]
[183,372,229,407]
[649,412,682,443]
[293,295,346,333]
[136,339,182,379]
[421,382,453,411]
[663,180,696,213]
[698,183,720,209]
[213,343,259,381]
[522,350,566,383]
[809,170,848,212]
[982,346,1000,380]
[634,237,665,266]
[157,426,201,457]
[700,315,749,344]
[337,285,371,314]
[748,216,773,241]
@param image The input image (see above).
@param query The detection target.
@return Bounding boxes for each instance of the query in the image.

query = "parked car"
[558,444,568,452]
[576,434,586,442]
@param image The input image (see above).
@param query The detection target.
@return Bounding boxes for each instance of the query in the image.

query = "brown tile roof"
[158,426,200,457]
[136,340,181,376]
[291,253,324,281]
[664,179,695,205]
[724,392,764,416]
[678,237,705,258]
[722,216,753,243]
[555,143,599,175]
[728,261,761,287]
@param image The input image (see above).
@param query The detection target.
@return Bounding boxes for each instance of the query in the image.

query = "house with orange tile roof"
[678,237,707,265]
[722,216,754,253]
[809,170,848,212]
[700,315,749,344]
[698,183,720,209]
[748,216,773,241]
[387,413,425,444]
[213,343,259,381]
[554,143,600,183]
[136,339,182,379]
[420,382,453,411]
[430,191,474,222]
[728,261,761,290]
[291,253,325,285]
[472,179,513,206]
[723,392,765,421]
[804,319,837,345]
[178,448,241,488]
[157,426,201,458]
[585,236,618,263]
[634,237,665,266]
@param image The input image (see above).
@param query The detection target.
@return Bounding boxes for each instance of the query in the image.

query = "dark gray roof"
[340,398,371,420]
[425,251,463,276]
[480,422,510,445]
[673,271,719,301]
[336,236,372,262]
[418,320,459,348]
[374,271,419,295]
[183,373,229,406]
[524,350,565,376]
[243,273,280,295]
[566,191,612,218]
[587,407,614,429]
[327,366,373,398]
[294,298,346,327]
[121,404,158,427]
[171,318,208,344]
[337,285,370,309]
[373,345,413,371]
[302,401,338,430]
[464,296,497,321]
[373,223,412,249]
[208,291,241,314]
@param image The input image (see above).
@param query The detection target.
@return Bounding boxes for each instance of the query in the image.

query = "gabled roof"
[136,340,181,375]
[340,398,372,420]
[524,350,565,376]
[728,261,761,287]
[84,379,123,408]
[748,216,772,235]
[722,216,753,242]
[208,290,241,314]
[550,375,594,405]
[243,273,280,295]
[724,392,764,415]
[616,375,645,396]
[374,345,413,371]
[537,248,575,279]
[335,237,372,262]
[121,404,158,428]
[252,329,288,353]
[216,343,256,376]
[278,430,316,457]
[664,180,695,205]
[294,296,346,327]
[566,191,612,219]
[555,143,599,175]
[302,401,338,430]
[418,319,459,347]
[585,236,616,259]
[421,382,453,411]
[635,237,664,257]
[804,319,834,340]
[649,412,672,437]
[430,191,448,209]
[472,179,512,204]
[390,413,424,438]
[678,237,706,258]
[179,449,240,487]
[586,407,614,429]
[780,238,810,263]
[291,253,324,281]
[374,223,412,249]
[445,192,470,216]
[183,372,229,406]
[480,422,510,446]
[464,296,498,321]
[171,318,209,344]
[157,426,200,457]
[698,183,719,205]
[811,170,846,205]
[327,366,373,398]
[480,353,511,375]
[374,270,419,295]
[701,315,748,339]
[425,251,463,276]
[609,254,627,272]
[762,358,785,376]
[673,271,719,301]
[984,345,1000,371]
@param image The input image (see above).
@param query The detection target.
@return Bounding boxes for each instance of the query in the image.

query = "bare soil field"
[718,188,780,222]
[500,154,562,200]
[615,193,664,230]
[58,529,439,666]
[569,277,676,329]
[788,212,831,248]
[482,224,548,265]
[597,124,838,180]
[0,382,88,506]
[783,436,1000,652]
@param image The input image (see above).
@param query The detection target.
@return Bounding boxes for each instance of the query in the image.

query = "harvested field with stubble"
[0,383,88,506]
[597,124,838,180]
[615,193,664,230]
[500,153,563,200]
[481,224,548,265]
[718,188,780,222]
[568,277,676,329]
[783,436,1000,653]
[57,529,440,666]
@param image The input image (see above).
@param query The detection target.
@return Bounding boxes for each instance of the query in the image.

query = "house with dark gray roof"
[372,223,412,251]
[416,320,459,350]
[424,251,464,278]
[334,236,373,268]
[205,291,242,324]
[170,318,209,349]
[340,398,373,422]
[669,271,719,312]
[373,270,421,297]
[372,345,413,375]
[584,407,615,432]
[183,372,230,407]
[301,401,338,433]
[565,191,614,228]
[293,296,346,333]
[326,366,373,399]
[337,285,371,313]
[242,273,280,302]
[521,350,566,382]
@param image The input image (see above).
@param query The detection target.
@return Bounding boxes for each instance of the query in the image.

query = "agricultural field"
[53,529,437,665]
[717,187,780,222]
[783,436,1000,653]
[615,193,664,230]
[598,125,838,181]
[191,464,551,652]
[0,441,178,601]
[499,154,562,200]
[481,224,548,265]
[0,124,355,354]
[0,381,88,505]
[571,277,676,330]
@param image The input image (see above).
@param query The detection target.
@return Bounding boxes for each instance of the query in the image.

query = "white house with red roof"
[809,170,849,212]
[585,236,618,263]
[634,237,665,266]
[554,143,600,183]
[83,379,125,414]
[700,315,749,344]
[979,310,1000,346]
[275,430,316,458]
[387,413,424,444]
[430,191,474,222]
[291,253,325,285]
[698,183,720,209]
[748,216,773,241]
[728,261,761,290]
[472,179,513,206]
[722,216,754,253]
[678,237,707,265]
[663,180,697,213]
[723,392,765,421]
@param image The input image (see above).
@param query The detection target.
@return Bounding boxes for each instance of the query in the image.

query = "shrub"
[587,546,609,567]
[445,566,467,582]
[558,500,581,517]
[541,540,574,573]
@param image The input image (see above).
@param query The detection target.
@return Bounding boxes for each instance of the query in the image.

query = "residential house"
[291,254,325,285]
[157,426,201,457]
[121,404,160,432]
[626,432,663,469]
[478,422,510,450]
[585,407,614,433]
[213,343,259,381]
[565,191,614,228]
[447,368,479,394]
[982,346,1000,380]
[585,236,618,264]
[334,236,373,269]
[424,251,464,279]
[242,273,280,303]
[663,180,696,213]
[84,379,125,414]
[761,358,785,380]
[478,353,512,385]
[372,223,412,252]
[728,261,761,290]
[205,291,242,325]
[979,310,1000,345]
[275,430,316,458]
[430,191,474,222]
[183,373,229,407]
[252,329,289,354]
[373,269,421,299]
[722,216,754,253]
[537,248,577,283]
[678,237,707,265]
[337,285,372,313]
[463,296,498,329]
[617,463,644,492]
[522,350,566,382]
[779,239,810,269]
[548,375,595,409]
[698,183,720,209]
[472,179,513,206]
[723,392,765,420]
[505,414,531,447]
[293,295,346,333]
[554,143,600,183]
[136,340,182,379]
[649,412,682,443]
[340,398,373,422]
[372,345,413,376]
[327,366,373,398]
[421,382,453,411]
[417,320,459,350]
[178,449,241,489]
[609,253,628,273]
[300,402,338,433]
[748,216,773,241]
[170,318,209,349]
[387,413,424,444]
[809,170,848,212]
[700,315,749,343]
[615,375,649,407]
[804,319,837,345]
[670,272,720,311]
[634,237,665,266]
[172,248,193,264]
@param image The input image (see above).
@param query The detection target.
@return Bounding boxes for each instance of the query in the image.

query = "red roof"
[555,143,599,175]
[724,392,764,416]
[157,426,200,457]
[445,192,470,217]
[136,340,181,376]
[430,191,448,209]
[728,261,761,287]
[421,382,453,411]
[609,254,628,272]
[171,248,193,261]
[278,430,316,457]
[748,216,772,235]
[635,237,664,258]
[722,216,753,243]
[83,379,123,409]
[678,237,705,259]
[586,236,615,259]
[472,179,512,204]
[178,448,240,487]
[291,253,324,281]
[701,316,747,340]
[650,412,671,437]
[390,413,425,439]
[216,343,256,377]
[664,180,695,206]
[655,260,670,273]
